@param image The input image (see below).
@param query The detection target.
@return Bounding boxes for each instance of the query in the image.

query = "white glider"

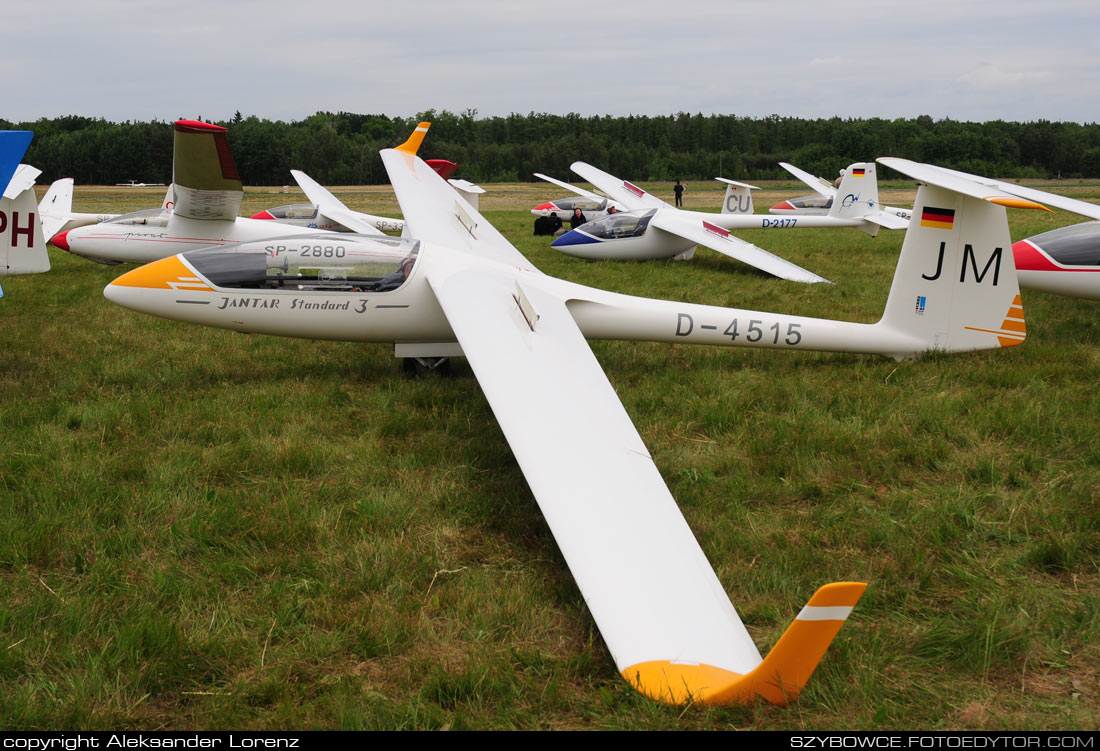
[104,124,1037,706]
[37,178,174,242]
[550,162,912,284]
[51,121,346,265]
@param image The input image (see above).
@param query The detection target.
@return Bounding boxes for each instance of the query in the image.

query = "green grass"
[1,181,1098,729]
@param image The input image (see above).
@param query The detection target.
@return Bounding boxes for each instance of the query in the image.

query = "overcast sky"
[3,0,1098,124]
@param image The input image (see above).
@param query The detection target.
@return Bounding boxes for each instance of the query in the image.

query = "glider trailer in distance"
[104,125,1039,707]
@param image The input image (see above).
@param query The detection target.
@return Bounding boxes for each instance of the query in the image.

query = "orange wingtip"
[395,122,431,155]
[986,196,1053,212]
[623,582,867,706]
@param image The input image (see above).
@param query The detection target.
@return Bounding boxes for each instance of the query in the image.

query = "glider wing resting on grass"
[104,125,1041,706]
[1,131,49,290]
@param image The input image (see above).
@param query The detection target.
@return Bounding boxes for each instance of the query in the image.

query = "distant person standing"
[674,180,685,207]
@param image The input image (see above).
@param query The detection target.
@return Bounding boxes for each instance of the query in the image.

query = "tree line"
[5,110,1100,186]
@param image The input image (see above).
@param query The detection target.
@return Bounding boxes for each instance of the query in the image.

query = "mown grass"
[1,180,1098,730]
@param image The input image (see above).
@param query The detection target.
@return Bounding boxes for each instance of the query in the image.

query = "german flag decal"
[851,168,866,177]
[921,207,956,230]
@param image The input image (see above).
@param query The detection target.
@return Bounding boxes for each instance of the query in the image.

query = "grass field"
[2,179,1099,730]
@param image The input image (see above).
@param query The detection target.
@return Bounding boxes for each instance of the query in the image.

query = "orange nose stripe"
[109,255,212,291]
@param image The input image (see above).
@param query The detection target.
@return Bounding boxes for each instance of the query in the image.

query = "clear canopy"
[1027,221,1100,266]
[104,208,170,227]
[183,234,420,292]
[263,203,320,220]
[552,196,608,212]
[579,209,657,240]
[788,195,832,210]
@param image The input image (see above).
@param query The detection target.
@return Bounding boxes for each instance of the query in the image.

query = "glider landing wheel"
[402,357,451,378]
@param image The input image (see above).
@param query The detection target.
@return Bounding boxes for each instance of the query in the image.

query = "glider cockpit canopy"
[1024,222,1100,266]
[183,234,420,292]
[104,208,171,228]
[260,204,321,222]
[786,194,833,211]
[579,208,657,240]
[550,195,608,213]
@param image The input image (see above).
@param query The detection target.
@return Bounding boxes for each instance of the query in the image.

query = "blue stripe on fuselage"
[551,229,601,247]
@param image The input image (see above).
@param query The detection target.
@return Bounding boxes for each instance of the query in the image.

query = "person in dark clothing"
[674,180,685,207]
[534,213,563,236]
[570,208,587,229]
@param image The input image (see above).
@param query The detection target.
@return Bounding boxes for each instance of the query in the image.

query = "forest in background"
[5,110,1100,186]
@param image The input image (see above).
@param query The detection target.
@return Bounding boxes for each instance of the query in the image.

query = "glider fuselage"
[55,213,338,265]
[103,229,1009,362]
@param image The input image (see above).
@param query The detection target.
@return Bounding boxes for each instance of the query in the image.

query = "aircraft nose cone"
[533,202,554,211]
[51,230,70,251]
[109,254,208,291]
[1012,238,1048,271]
[250,210,275,220]
[551,229,599,248]
[771,200,795,212]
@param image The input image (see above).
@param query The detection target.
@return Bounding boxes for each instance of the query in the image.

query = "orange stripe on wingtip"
[1006,305,1025,320]
[1001,319,1026,333]
[395,122,431,155]
[999,336,1024,347]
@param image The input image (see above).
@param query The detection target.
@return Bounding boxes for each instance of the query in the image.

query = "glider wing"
[650,212,831,284]
[570,161,670,211]
[779,162,837,198]
[289,169,386,236]
[533,172,611,205]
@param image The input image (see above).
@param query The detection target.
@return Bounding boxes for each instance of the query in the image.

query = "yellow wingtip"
[987,196,1053,212]
[622,581,867,706]
[396,121,431,155]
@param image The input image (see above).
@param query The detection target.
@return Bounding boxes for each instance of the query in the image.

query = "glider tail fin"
[39,177,74,240]
[828,162,880,235]
[876,183,1029,357]
[717,178,757,215]
[1,181,49,274]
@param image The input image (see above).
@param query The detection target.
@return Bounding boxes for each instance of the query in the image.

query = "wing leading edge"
[649,213,832,284]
